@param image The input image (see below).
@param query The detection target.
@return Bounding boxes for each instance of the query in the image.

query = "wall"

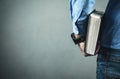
[0,0,108,79]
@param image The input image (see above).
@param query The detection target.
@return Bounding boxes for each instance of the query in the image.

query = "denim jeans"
[97,47,120,79]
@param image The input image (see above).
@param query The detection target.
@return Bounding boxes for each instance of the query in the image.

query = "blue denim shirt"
[100,0,120,49]
[70,0,120,49]
[69,0,95,34]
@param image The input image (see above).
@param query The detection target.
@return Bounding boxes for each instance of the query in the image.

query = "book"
[85,10,104,55]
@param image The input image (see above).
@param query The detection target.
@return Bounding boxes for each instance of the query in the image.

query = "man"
[69,0,120,79]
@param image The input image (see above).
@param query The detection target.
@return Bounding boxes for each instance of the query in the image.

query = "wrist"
[71,33,85,45]
[74,34,80,39]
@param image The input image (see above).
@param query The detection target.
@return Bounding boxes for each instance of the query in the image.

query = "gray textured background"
[0,0,108,79]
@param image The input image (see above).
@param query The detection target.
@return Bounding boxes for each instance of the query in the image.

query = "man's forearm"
[70,0,95,36]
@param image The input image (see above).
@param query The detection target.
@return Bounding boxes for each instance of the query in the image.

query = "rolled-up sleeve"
[69,0,95,35]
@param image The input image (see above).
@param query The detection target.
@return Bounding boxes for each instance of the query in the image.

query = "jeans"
[97,47,120,79]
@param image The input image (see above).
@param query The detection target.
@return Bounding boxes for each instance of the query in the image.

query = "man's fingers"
[78,41,101,56]
[95,44,101,55]
[78,42,88,56]
[79,42,85,51]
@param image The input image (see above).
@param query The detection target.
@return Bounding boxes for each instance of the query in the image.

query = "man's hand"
[78,42,89,56]
[74,34,100,56]
[74,34,88,56]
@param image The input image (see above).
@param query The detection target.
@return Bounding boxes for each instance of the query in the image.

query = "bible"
[85,10,104,55]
